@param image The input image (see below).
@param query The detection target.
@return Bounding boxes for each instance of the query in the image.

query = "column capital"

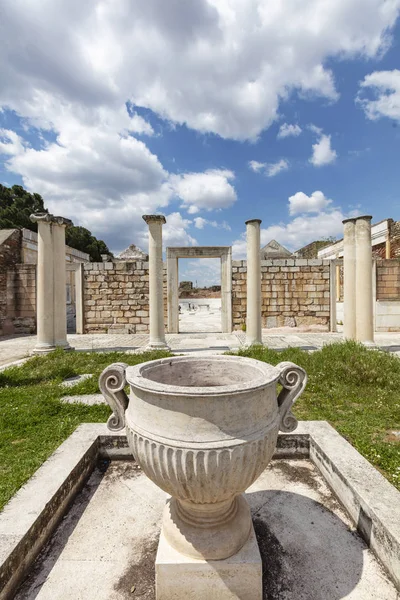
[245,219,262,226]
[342,217,356,225]
[143,214,166,225]
[30,212,53,224]
[52,216,73,227]
[355,215,373,222]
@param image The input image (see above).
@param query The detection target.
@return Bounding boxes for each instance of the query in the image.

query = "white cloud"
[0,112,236,250]
[0,129,26,156]
[0,120,202,252]
[162,212,197,248]
[308,123,323,135]
[170,169,237,214]
[277,123,302,139]
[248,158,289,177]
[193,217,231,230]
[266,159,290,177]
[1,1,399,141]
[129,112,155,136]
[179,258,221,287]
[248,160,265,173]
[357,69,400,121]
[232,189,345,257]
[232,210,345,258]
[0,0,398,250]
[310,133,337,166]
[289,190,332,215]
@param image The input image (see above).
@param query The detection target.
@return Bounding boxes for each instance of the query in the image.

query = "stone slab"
[61,393,105,405]
[155,528,262,600]
[60,373,93,388]
[296,421,400,590]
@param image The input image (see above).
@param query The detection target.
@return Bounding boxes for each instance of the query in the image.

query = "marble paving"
[2,330,400,368]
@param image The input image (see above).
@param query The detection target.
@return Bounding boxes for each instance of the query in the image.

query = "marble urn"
[99,355,307,560]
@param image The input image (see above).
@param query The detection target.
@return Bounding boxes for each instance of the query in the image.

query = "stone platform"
[13,457,398,600]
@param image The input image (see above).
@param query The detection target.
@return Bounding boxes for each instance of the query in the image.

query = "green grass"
[0,349,172,510]
[0,342,399,511]
[232,341,400,490]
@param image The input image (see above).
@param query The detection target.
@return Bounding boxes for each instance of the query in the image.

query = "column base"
[360,340,375,347]
[31,344,56,355]
[244,339,263,348]
[146,341,171,351]
[55,342,75,351]
[156,526,262,600]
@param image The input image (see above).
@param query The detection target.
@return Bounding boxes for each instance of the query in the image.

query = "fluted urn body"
[100,355,306,560]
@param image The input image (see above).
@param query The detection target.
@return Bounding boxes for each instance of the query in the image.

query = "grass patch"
[0,342,399,511]
[233,341,400,490]
[0,349,172,510]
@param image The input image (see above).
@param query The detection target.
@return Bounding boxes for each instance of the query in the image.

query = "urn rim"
[126,354,281,396]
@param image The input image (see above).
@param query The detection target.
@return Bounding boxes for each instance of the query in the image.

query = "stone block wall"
[232,258,331,330]
[0,229,22,335]
[5,264,37,334]
[83,260,151,333]
[376,260,400,300]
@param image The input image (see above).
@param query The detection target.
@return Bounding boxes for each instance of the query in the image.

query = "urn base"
[162,494,252,560]
[156,525,262,599]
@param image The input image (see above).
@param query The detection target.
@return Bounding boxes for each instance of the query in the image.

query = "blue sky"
[1,1,400,285]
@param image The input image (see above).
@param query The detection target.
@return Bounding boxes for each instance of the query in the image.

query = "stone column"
[167,249,179,333]
[143,215,169,349]
[221,247,232,333]
[30,213,55,353]
[342,218,356,340]
[75,263,84,334]
[52,217,73,349]
[245,219,262,346]
[355,215,374,344]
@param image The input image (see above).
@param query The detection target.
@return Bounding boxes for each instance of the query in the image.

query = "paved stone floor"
[15,459,398,599]
[1,330,400,367]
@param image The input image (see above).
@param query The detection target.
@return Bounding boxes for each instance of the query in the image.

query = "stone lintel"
[142,214,166,225]
[167,246,231,259]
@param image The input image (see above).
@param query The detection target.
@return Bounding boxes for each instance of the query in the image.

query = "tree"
[0,184,47,231]
[65,226,112,262]
[0,184,111,261]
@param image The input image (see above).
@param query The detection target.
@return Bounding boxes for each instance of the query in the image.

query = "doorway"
[166,247,232,333]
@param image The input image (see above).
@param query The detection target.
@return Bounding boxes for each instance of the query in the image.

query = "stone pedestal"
[343,218,356,340]
[155,527,262,600]
[143,215,169,349]
[53,217,73,349]
[245,219,262,346]
[355,216,374,344]
[30,213,55,353]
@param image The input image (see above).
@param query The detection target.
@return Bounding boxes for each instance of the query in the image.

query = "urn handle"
[276,361,307,433]
[99,362,129,431]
